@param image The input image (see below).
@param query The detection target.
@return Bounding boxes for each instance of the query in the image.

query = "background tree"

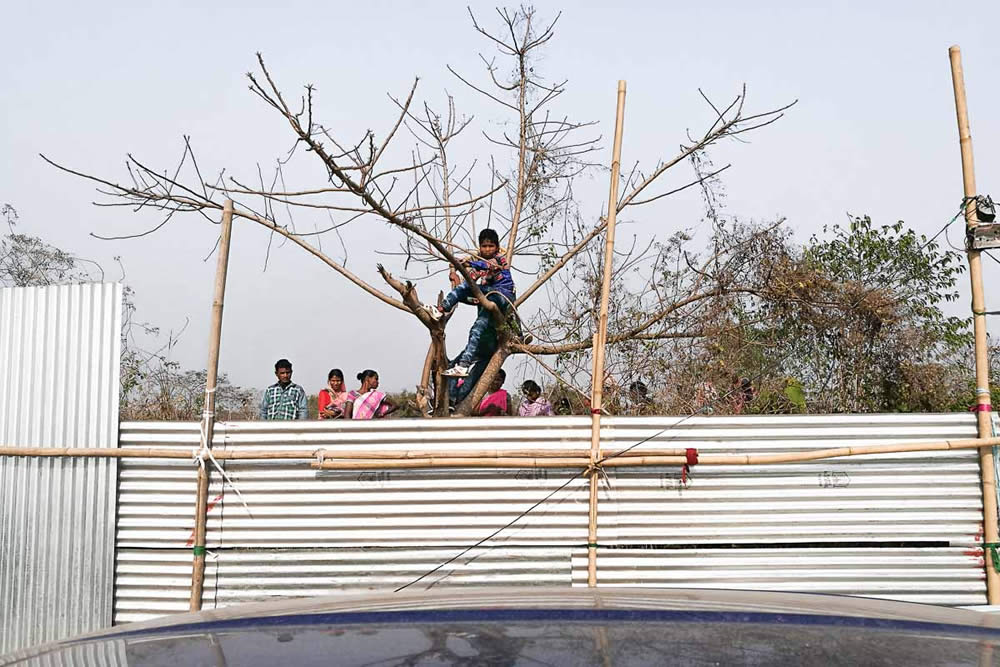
[2,201,259,420]
[607,211,983,415]
[0,203,100,287]
[770,215,972,413]
[46,6,793,417]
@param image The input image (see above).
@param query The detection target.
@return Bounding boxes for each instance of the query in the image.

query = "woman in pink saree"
[345,369,398,420]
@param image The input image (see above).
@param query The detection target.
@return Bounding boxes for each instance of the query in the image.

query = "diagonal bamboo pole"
[189,199,234,612]
[949,46,999,605]
[588,81,627,587]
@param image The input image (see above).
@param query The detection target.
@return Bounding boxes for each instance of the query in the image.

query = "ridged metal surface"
[116,413,986,623]
[0,283,122,654]
[1,640,127,667]
[571,548,985,605]
[600,414,983,545]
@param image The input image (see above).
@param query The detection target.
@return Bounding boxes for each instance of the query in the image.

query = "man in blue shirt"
[259,358,308,420]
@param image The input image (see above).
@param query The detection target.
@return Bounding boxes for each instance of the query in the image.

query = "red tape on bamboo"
[681,447,699,485]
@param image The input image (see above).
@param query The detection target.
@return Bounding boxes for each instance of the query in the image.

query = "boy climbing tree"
[425,228,516,378]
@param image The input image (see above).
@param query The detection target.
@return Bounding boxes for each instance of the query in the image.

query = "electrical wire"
[396,198,983,592]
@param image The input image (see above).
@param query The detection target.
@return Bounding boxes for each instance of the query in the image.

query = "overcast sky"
[4,1,999,394]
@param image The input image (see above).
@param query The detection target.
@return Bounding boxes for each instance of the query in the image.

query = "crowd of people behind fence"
[258,227,755,421]
[260,228,574,421]
[259,358,574,421]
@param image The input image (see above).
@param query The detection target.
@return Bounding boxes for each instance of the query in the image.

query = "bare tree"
[44,7,793,416]
[0,203,103,287]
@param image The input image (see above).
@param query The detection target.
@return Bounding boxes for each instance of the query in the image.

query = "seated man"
[425,228,515,378]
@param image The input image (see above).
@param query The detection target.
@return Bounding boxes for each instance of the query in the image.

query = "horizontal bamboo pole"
[0,446,690,459]
[3,436,998,468]
[311,437,1000,469]
[313,457,593,469]
[0,447,204,458]
[312,448,693,459]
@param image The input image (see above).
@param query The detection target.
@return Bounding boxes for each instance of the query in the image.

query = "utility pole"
[948,46,999,605]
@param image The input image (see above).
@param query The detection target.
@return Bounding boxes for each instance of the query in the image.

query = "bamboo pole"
[949,46,1000,604]
[190,199,234,612]
[0,446,682,459]
[588,81,627,587]
[307,438,1000,469]
[4,436,1000,464]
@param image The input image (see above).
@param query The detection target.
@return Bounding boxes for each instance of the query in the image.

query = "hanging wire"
[395,198,988,592]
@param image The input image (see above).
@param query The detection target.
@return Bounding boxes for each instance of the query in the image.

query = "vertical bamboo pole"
[588,81,627,587]
[190,199,235,611]
[949,46,999,605]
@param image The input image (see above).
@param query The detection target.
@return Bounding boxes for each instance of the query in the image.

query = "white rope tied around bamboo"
[196,398,254,519]
[585,461,613,491]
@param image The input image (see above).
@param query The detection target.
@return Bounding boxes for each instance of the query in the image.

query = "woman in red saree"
[317,368,349,419]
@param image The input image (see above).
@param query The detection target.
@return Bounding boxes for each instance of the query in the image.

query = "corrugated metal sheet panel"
[571,548,986,605]
[115,419,591,622]
[1,639,127,667]
[0,283,122,654]
[599,413,983,546]
[116,413,986,622]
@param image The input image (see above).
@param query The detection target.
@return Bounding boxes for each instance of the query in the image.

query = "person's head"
[521,379,541,402]
[327,368,344,392]
[274,359,293,386]
[357,369,379,391]
[490,369,506,392]
[478,228,500,260]
[629,380,649,401]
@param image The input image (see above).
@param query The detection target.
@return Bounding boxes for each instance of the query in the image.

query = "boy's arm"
[296,388,309,420]
[259,391,269,420]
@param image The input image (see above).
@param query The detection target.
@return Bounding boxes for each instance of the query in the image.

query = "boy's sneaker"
[441,363,471,378]
[422,303,444,322]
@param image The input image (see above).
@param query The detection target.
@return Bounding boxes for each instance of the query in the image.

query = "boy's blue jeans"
[442,284,509,366]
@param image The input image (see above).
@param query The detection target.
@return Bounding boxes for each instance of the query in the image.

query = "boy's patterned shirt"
[467,254,515,299]
[260,382,307,420]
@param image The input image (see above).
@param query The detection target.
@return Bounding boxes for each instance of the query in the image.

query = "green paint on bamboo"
[984,543,1000,573]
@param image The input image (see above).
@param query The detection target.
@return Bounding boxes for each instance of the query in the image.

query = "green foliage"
[603,213,980,416]
[782,379,806,413]
[777,215,971,413]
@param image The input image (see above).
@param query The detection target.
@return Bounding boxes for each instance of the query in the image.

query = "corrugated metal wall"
[0,283,122,654]
[591,414,986,605]
[116,412,987,623]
